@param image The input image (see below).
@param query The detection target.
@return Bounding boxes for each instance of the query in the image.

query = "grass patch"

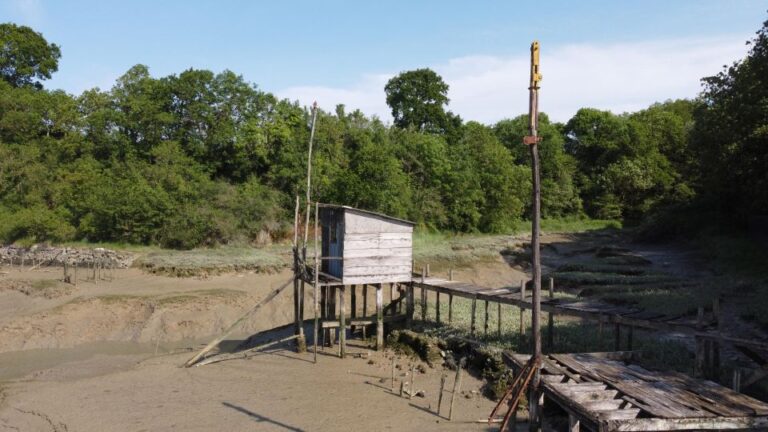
[552,271,678,287]
[556,263,649,276]
[135,246,289,277]
[512,217,622,234]
[413,232,516,270]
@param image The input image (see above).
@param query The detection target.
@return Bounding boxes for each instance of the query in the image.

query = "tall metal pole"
[524,40,543,432]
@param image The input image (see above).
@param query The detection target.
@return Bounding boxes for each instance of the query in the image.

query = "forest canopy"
[0,17,766,248]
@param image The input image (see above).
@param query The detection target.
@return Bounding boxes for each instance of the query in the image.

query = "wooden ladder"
[488,356,539,431]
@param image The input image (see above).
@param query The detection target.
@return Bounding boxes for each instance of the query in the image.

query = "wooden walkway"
[413,276,768,351]
[504,351,768,431]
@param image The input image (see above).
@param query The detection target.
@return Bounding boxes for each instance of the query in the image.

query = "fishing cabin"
[318,204,414,285]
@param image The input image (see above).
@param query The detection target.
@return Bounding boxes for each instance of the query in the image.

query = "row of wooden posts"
[391,356,467,421]
[1,256,118,285]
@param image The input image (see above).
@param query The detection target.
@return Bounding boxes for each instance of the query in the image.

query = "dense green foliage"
[0,23,61,88]
[0,17,766,248]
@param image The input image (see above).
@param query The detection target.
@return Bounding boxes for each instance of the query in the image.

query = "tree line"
[0,17,765,248]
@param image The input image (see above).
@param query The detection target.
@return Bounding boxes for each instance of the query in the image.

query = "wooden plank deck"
[504,352,768,431]
[413,277,768,351]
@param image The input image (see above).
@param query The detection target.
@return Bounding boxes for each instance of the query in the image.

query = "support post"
[313,202,319,363]
[547,277,554,351]
[695,306,705,378]
[526,40,544,432]
[420,267,427,320]
[520,279,526,336]
[351,284,357,334]
[733,368,742,392]
[406,283,414,327]
[329,286,337,347]
[569,414,580,432]
[390,283,395,315]
[614,324,621,352]
[497,302,502,337]
[376,283,384,350]
[339,286,346,358]
[448,293,453,323]
[470,297,477,337]
[484,300,489,337]
[436,291,441,324]
[449,358,465,421]
[363,284,368,339]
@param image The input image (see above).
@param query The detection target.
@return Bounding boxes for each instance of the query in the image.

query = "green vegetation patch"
[135,246,289,277]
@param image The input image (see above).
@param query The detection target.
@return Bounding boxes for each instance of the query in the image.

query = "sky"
[2,0,765,122]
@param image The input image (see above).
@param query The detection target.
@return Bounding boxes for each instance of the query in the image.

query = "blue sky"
[2,0,765,122]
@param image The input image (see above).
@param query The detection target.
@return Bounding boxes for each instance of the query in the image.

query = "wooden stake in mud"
[409,363,417,400]
[524,40,544,432]
[436,291,441,323]
[448,293,453,323]
[449,357,466,421]
[438,372,447,416]
[484,300,489,336]
[391,357,396,391]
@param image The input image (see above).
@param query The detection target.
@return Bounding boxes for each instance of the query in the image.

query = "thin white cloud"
[6,0,44,25]
[278,35,751,123]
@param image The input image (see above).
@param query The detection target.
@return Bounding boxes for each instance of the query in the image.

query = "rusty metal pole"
[524,40,543,432]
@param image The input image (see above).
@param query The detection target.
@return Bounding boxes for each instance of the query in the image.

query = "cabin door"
[327,217,343,277]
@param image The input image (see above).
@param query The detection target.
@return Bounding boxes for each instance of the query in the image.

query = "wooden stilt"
[695,306,705,378]
[569,413,580,432]
[497,302,502,337]
[733,368,742,392]
[448,293,453,323]
[406,283,414,327]
[470,297,477,337]
[298,279,306,352]
[627,325,634,351]
[362,284,368,339]
[421,267,427,320]
[339,286,346,358]
[547,277,554,351]
[351,284,357,334]
[313,202,319,363]
[390,283,395,314]
[520,280,526,336]
[614,324,621,352]
[436,291,441,323]
[376,283,384,350]
[329,286,337,347]
[438,373,447,416]
[484,300,489,337]
[449,358,465,421]
[409,363,416,400]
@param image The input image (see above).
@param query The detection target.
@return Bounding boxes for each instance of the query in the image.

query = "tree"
[0,23,61,88]
[384,68,450,132]
[692,16,768,219]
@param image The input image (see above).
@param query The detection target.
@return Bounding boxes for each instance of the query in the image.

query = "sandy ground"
[0,342,503,431]
[0,253,527,431]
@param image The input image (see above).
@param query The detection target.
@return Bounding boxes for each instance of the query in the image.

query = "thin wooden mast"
[524,40,543,432]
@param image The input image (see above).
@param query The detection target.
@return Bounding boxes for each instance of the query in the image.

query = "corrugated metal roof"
[316,203,416,226]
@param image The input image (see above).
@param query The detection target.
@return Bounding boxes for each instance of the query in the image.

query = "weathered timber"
[184,278,293,367]
[376,283,384,350]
